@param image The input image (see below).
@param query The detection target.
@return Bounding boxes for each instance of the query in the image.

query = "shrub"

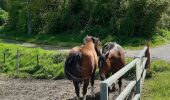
[0,8,8,26]
[120,0,168,37]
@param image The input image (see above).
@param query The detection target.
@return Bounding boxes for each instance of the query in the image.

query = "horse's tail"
[64,52,82,81]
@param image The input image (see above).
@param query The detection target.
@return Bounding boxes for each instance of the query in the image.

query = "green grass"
[0,29,170,49]
[0,42,68,79]
[142,71,170,100]
[142,60,170,100]
[0,30,85,47]
[123,30,170,50]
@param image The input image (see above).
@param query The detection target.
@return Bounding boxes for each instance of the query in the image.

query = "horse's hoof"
[76,97,80,100]
[109,86,116,92]
[91,86,95,98]
[118,89,121,94]
[91,94,95,98]
[83,95,87,100]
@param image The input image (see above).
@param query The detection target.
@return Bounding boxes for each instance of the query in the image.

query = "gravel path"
[0,78,130,100]
[1,39,170,62]
[0,39,70,51]
[126,43,170,62]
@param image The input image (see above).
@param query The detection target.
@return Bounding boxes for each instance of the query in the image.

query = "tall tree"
[27,0,32,36]
[0,0,8,10]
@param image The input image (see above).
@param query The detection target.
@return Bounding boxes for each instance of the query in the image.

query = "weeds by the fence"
[0,42,68,79]
[142,60,170,99]
[0,42,169,81]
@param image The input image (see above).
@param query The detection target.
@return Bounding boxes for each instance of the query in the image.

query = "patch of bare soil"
[0,78,130,100]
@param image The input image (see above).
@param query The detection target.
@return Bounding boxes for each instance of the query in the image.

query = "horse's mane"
[102,42,122,54]
[112,42,122,51]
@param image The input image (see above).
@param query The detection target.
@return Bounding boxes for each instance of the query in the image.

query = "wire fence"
[0,48,67,79]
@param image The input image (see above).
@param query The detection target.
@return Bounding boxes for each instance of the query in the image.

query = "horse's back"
[109,44,125,72]
[80,44,98,79]
[65,44,98,80]
[69,46,80,55]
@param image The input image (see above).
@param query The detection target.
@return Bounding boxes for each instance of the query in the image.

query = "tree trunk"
[28,0,32,36]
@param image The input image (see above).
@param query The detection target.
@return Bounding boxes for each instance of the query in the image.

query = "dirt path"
[126,43,170,62]
[1,39,170,62]
[0,78,130,100]
[0,39,70,52]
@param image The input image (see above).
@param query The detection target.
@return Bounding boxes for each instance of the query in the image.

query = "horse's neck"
[84,42,95,49]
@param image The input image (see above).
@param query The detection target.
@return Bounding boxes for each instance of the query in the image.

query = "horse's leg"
[90,69,96,97]
[73,81,80,100]
[83,79,89,100]
[118,77,122,94]
[105,72,115,92]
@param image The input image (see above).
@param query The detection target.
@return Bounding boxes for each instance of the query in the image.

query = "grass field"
[143,71,170,100]
[142,60,170,100]
[0,42,68,79]
[0,29,170,49]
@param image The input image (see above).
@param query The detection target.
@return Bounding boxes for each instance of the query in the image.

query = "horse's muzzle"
[100,74,106,81]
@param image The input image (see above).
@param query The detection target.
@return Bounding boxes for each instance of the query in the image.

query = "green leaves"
[0,9,8,26]
[120,0,168,37]
[1,0,170,39]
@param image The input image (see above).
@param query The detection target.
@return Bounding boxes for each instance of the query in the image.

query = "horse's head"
[83,35,101,56]
[102,42,115,54]
[98,51,111,80]
[99,43,125,81]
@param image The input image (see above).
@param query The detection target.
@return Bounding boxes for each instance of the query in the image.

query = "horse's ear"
[105,51,110,58]
[91,37,96,44]
[83,37,87,44]
[96,38,100,43]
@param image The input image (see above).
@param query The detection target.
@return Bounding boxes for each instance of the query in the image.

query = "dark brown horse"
[65,36,101,100]
[99,42,125,93]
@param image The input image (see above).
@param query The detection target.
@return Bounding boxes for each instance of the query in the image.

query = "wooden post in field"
[16,49,19,74]
[145,45,150,70]
[4,52,5,63]
[42,54,45,66]
[37,54,39,66]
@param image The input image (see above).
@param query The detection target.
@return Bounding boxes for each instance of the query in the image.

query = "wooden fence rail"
[100,46,150,100]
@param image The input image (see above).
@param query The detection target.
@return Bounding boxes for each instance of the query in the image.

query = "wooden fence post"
[4,52,5,63]
[100,82,108,100]
[16,49,19,74]
[135,60,141,100]
[145,45,150,70]
[37,54,39,66]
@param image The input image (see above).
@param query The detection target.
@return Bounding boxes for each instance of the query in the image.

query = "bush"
[158,2,170,30]
[120,0,168,37]
[1,0,170,42]
[0,9,8,26]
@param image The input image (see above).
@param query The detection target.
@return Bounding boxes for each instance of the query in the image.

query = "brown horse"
[99,42,125,92]
[65,36,101,100]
